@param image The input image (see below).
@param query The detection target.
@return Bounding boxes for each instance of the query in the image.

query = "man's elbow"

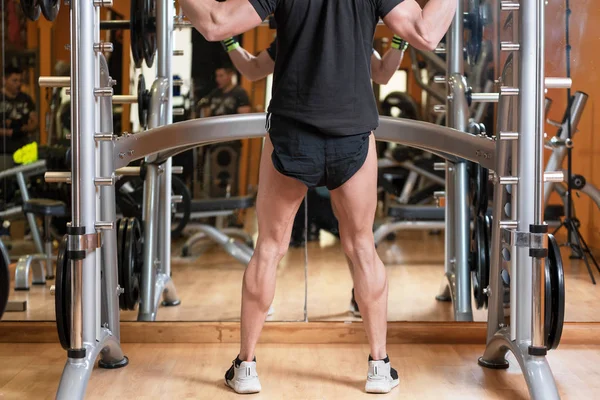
[203,24,228,42]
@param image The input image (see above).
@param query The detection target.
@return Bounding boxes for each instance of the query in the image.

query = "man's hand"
[383,0,457,51]
[179,0,262,42]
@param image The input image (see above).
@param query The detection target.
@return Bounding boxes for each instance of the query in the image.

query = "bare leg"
[330,134,388,360]
[239,136,307,361]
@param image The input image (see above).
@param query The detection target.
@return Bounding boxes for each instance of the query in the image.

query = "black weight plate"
[39,0,60,21]
[546,234,565,350]
[115,177,144,222]
[130,0,144,68]
[142,0,157,68]
[472,215,488,309]
[474,165,489,215]
[117,218,129,310]
[483,214,492,308]
[137,74,148,129]
[20,0,41,21]
[465,0,483,66]
[380,91,421,120]
[122,218,141,310]
[171,176,191,239]
[55,235,71,350]
[0,243,9,320]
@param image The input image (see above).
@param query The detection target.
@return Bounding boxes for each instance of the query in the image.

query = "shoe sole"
[225,379,261,394]
[365,378,399,394]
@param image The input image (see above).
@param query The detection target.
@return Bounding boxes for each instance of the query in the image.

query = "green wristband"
[391,35,409,51]
[222,37,240,53]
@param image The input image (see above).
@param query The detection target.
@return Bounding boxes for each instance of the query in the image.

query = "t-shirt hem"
[247,0,270,20]
[380,0,404,18]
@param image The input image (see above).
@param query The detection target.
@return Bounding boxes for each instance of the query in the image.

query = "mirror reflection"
[0,0,599,330]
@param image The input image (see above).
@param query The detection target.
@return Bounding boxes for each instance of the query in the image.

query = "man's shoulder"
[231,86,249,95]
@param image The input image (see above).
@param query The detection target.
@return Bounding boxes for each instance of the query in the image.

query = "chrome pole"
[446,0,472,321]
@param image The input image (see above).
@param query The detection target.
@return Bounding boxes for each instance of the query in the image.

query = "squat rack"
[43,0,569,399]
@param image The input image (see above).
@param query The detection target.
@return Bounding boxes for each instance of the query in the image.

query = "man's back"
[250,0,402,136]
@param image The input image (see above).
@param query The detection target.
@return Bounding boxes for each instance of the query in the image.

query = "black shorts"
[267,113,371,190]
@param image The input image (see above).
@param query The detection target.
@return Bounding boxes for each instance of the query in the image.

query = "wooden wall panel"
[544,3,599,250]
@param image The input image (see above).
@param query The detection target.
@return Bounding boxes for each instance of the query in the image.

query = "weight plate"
[137,74,148,129]
[380,91,421,120]
[130,0,144,68]
[465,0,483,66]
[171,176,192,239]
[39,0,60,21]
[121,218,142,310]
[117,218,129,310]
[478,166,489,215]
[142,0,157,68]
[20,0,41,21]
[472,215,488,309]
[0,243,9,320]
[116,176,192,238]
[545,234,565,350]
[55,235,71,350]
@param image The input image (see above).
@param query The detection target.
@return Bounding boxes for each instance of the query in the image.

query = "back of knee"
[256,240,289,264]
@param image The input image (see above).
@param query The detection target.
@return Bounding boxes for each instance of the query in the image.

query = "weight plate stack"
[39,0,60,21]
[137,75,150,129]
[20,0,41,21]
[130,0,144,68]
[120,218,143,310]
[472,215,489,309]
[545,234,565,350]
[55,235,71,350]
[142,0,157,68]
[117,218,129,310]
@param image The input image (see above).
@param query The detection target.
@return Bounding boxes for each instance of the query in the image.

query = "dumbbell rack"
[479,1,569,398]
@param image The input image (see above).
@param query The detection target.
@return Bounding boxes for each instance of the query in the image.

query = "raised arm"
[382,0,457,51]
[371,36,408,85]
[179,0,263,41]
[222,38,275,81]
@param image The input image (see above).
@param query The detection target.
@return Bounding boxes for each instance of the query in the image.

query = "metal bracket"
[68,232,103,252]
[501,228,548,250]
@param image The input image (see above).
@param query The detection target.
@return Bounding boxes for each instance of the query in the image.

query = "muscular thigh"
[256,135,308,243]
[329,134,378,234]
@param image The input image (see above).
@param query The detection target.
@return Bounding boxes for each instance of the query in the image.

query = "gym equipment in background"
[543,91,600,282]
[0,239,9,320]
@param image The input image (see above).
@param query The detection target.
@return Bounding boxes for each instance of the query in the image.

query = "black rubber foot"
[435,294,451,302]
[32,282,46,285]
[14,287,30,291]
[162,299,182,307]
[98,355,129,369]
[46,275,55,280]
[478,356,510,370]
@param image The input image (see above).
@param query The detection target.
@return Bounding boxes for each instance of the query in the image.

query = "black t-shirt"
[267,38,376,62]
[0,92,35,154]
[249,0,403,136]
[205,86,250,116]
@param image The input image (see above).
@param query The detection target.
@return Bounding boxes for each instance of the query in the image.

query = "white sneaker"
[365,356,399,394]
[225,357,262,394]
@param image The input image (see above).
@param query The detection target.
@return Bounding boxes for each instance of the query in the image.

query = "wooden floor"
[1,342,600,399]
[3,223,600,322]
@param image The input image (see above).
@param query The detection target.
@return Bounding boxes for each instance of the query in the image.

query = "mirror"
[1,0,599,333]
[1,7,307,323]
